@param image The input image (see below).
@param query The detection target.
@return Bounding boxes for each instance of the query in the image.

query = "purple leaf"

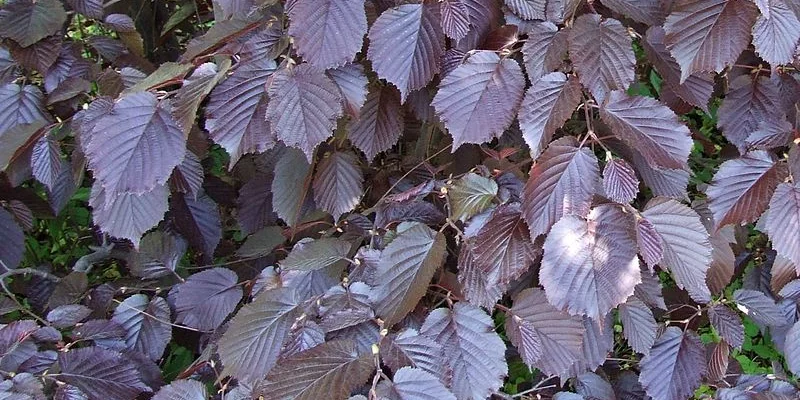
[376,367,457,400]
[421,303,507,399]
[522,136,600,238]
[521,22,568,81]
[169,150,204,199]
[90,182,169,248]
[440,0,471,41]
[0,207,24,272]
[0,0,66,47]
[170,191,221,259]
[568,15,635,102]
[46,304,92,329]
[519,72,582,158]
[619,297,657,355]
[127,230,187,280]
[104,14,136,32]
[347,84,404,160]
[287,0,367,69]
[152,379,207,400]
[785,321,800,375]
[380,329,449,381]
[312,151,364,220]
[30,132,63,191]
[66,0,103,18]
[707,232,736,295]
[576,372,616,400]
[57,347,151,400]
[746,118,794,150]
[327,63,368,120]
[367,3,444,101]
[708,304,745,349]
[236,173,276,235]
[733,289,790,327]
[706,151,786,229]
[457,243,505,310]
[473,204,538,286]
[752,0,800,66]
[280,237,351,271]
[601,0,664,24]
[639,327,706,400]
[86,92,186,196]
[767,182,800,268]
[271,148,314,227]
[564,315,613,377]
[236,226,283,258]
[267,63,343,160]
[112,294,171,361]
[603,158,639,204]
[173,62,227,136]
[504,288,585,376]
[504,0,565,21]
[663,0,757,82]
[0,83,49,136]
[432,50,525,149]
[9,34,61,73]
[205,58,277,167]
[170,267,242,331]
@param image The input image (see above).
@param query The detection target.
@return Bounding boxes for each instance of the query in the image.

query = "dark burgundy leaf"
[505,0,566,21]
[568,15,635,102]
[619,297,657,355]
[236,173,276,235]
[152,379,206,400]
[271,148,314,227]
[522,136,600,238]
[521,22,567,81]
[280,237,350,271]
[663,0,757,81]
[127,230,186,280]
[205,58,277,167]
[71,320,126,342]
[0,47,19,84]
[90,182,169,248]
[9,35,61,73]
[377,366,456,400]
[421,303,507,399]
[0,0,66,47]
[312,151,364,220]
[773,255,798,295]
[170,151,204,199]
[432,50,525,149]
[440,0,471,41]
[635,266,667,310]
[112,294,171,361]
[576,372,616,399]
[267,63,343,160]
[173,62,227,136]
[473,204,537,286]
[328,63,368,120]
[733,289,790,327]
[282,321,325,357]
[170,191,222,259]
[180,16,262,62]
[603,158,639,204]
[380,329,449,381]
[707,232,736,295]
[767,182,800,268]
[601,0,664,24]
[30,133,63,191]
[708,304,745,349]
[707,340,730,383]
[457,243,504,310]
[104,14,136,32]
[447,172,497,222]
[367,2,444,101]
[348,84,404,160]
[0,207,24,271]
[170,267,242,331]
[565,314,614,376]
[288,0,367,69]
[717,75,784,154]
[57,347,150,400]
[0,83,49,136]
[46,304,91,329]
[639,327,706,400]
[746,118,794,150]
[504,288,584,376]
[786,321,800,376]
[752,0,800,66]
[218,288,302,383]
[518,72,582,158]
[66,0,103,18]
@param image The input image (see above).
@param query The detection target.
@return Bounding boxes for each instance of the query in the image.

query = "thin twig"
[0,263,59,324]
[512,375,560,398]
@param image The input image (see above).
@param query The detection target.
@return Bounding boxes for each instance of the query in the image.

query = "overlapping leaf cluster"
[0,0,798,398]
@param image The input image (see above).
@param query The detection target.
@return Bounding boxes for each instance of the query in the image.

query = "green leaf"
[447,173,498,222]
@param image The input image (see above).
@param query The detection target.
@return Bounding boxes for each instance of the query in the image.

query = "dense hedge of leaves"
[0,0,799,399]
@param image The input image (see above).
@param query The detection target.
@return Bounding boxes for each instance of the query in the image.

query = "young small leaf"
[447,173,498,222]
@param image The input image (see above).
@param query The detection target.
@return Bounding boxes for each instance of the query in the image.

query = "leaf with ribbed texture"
[504,288,584,376]
[447,173,498,222]
[639,327,706,400]
[180,17,261,62]
[603,158,639,204]
[707,151,786,229]
[328,64,368,119]
[746,118,793,150]
[271,148,314,227]
[57,347,150,400]
[767,182,800,268]
[46,305,91,329]
[600,91,692,170]
[280,238,350,271]
[236,173,275,236]
[287,0,366,69]
[576,372,616,400]
[9,35,61,73]
[567,316,613,378]
[457,243,505,310]
[521,22,568,81]
[541,203,641,319]
[641,198,712,303]
[112,294,171,361]
[568,15,635,102]
[380,329,449,381]
[90,182,169,248]
[601,0,664,24]
[421,303,507,400]
[348,85,403,160]
[0,84,48,136]
[785,321,800,375]
[771,254,796,294]
[377,367,456,400]
[663,0,757,82]
[66,0,103,18]
[173,62,228,135]
[518,72,582,158]
[170,191,221,259]
[371,223,446,326]
[472,204,537,286]
[754,0,800,66]
[642,26,714,112]
[432,50,525,149]
[619,297,657,355]
[0,0,66,47]
[31,133,63,191]
[152,380,206,400]
[718,75,783,153]
[206,58,277,167]
[733,289,790,327]
[86,92,185,196]
[218,288,302,383]
[0,206,25,272]
[267,63,342,160]
[236,226,283,258]
[707,233,735,295]
[259,339,373,399]
[708,304,744,348]
[128,230,187,279]
[170,267,242,331]
[706,340,730,383]
[440,0,470,41]
[367,3,443,101]
[522,136,600,239]
[504,0,566,21]
[313,151,363,220]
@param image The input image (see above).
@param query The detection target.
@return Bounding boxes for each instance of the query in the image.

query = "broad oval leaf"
[312,151,364,221]
[717,75,783,153]
[505,288,585,376]
[440,0,471,41]
[173,62,228,136]
[518,72,582,158]
[347,84,404,160]
[127,230,187,280]
[31,133,63,191]
[619,297,657,355]
[708,304,744,349]
[328,63,368,119]
[521,22,568,81]
[170,191,222,259]
[376,367,456,400]
[367,3,444,101]
[280,237,351,271]
[663,0,757,82]
[0,83,48,136]
[447,172,498,222]
[236,173,276,236]
[152,379,206,400]
[271,147,314,227]
[767,182,800,268]
[601,0,664,25]
[600,91,692,170]
[706,151,786,229]
[752,0,800,66]
[90,182,169,248]
[473,204,538,286]
[432,50,525,149]
[421,303,508,400]
[170,267,243,331]
[540,203,641,319]
[0,0,66,47]
[639,327,706,400]
[380,328,449,381]
[287,0,367,69]
[86,92,186,196]
[522,136,600,238]
[642,198,712,303]
[733,289,790,327]
[785,321,800,376]
[505,0,566,21]
[112,294,171,361]
[568,14,635,102]
[576,372,616,400]
[57,347,151,400]
[46,304,91,329]
[267,63,343,160]
[603,158,639,204]
[0,207,24,272]
[371,222,446,326]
